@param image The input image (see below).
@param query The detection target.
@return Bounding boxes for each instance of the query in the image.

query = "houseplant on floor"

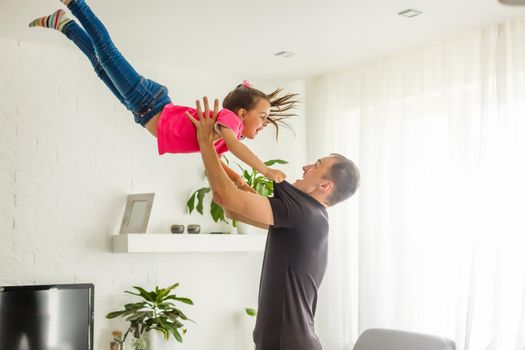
[106,283,193,350]
[187,158,287,233]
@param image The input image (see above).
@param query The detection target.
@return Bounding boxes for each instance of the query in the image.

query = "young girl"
[29,0,298,189]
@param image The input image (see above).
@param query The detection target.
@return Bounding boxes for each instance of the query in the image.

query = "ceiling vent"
[275,51,295,58]
[398,9,422,18]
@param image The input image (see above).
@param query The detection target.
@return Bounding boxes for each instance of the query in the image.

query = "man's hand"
[185,96,219,145]
[264,167,286,183]
[236,178,258,194]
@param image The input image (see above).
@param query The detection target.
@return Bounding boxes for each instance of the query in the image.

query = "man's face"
[293,156,337,194]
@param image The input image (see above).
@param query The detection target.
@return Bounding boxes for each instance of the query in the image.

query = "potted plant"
[106,283,193,350]
[187,158,287,229]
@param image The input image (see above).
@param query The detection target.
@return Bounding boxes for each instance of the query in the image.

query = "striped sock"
[28,9,72,32]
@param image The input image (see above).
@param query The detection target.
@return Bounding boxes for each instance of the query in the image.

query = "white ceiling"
[3,0,525,83]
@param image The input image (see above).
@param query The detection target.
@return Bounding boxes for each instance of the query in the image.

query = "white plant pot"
[236,222,267,235]
[146,330,178,350]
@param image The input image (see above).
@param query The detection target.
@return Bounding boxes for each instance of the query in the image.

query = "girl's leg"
[29,10,127,106]
[64,0,140,101]
[64,0,171,127]
[62,21,128,106]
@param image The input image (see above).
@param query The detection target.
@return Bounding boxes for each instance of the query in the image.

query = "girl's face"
[239,98,271,139]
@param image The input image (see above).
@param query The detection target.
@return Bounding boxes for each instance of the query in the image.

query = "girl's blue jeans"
[63,0,171,126]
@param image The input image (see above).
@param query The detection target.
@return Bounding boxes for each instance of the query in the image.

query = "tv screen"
[0,283,94,350]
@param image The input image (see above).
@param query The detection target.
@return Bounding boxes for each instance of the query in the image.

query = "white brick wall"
[0,37,306,349]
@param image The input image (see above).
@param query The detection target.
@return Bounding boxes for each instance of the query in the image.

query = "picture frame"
[119,193,155,234]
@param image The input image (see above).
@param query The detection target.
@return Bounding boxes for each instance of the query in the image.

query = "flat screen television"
[0,283,94,350]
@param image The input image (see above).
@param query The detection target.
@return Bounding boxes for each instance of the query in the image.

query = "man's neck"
[291,182,329,208]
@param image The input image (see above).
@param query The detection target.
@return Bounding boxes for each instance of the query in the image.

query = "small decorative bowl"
[187,224,201,234]
[170,224,185,234]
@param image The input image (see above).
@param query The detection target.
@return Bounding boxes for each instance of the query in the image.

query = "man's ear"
[237,108,247,119]
[320,180,334,194]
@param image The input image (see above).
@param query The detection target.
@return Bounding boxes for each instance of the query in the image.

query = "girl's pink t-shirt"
[157,103,243,155]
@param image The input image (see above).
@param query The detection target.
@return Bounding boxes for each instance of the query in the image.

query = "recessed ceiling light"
[398,9,422,18]
[275,51,295,58]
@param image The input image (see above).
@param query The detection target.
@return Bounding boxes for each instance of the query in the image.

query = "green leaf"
[245,308,257,317]
[166,283,180,291]
[125,312,147,322]
[173,297,194,305]
[242,169,252,185]
[171,327,183,342]
[149,290,158,302]
[166,314,184,328]
[259,186,270,197]
[175,310,190,321]
[210,200,226,223]
[156,302,170,310]
[187,191,197,214]
[156,289,170,302]
[156,283,178,302]
[196,188,211,215]
[264,159,288,166]
[124,302,146,311]
[165,295,190,305]
[158,327,169,340]
[132,286,155,302]
[106,310,127,319]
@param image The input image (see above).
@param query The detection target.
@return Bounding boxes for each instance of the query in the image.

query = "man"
[187,97,360,350]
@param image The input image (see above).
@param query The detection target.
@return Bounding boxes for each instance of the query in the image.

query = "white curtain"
[308,19,525,350]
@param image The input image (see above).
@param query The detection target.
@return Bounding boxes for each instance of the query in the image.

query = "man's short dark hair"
[324,153,360,206]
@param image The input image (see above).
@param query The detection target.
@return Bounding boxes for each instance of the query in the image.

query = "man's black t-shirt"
[253,181,329,350]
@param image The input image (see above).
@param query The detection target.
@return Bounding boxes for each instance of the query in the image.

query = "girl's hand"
[185,97,219,144]
[264,167,286,183]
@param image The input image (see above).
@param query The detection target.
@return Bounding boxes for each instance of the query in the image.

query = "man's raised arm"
[185,97,274,226]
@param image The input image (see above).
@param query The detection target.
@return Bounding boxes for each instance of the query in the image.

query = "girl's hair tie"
[241,80,252,88]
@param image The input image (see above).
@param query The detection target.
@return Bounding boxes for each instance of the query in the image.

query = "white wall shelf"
[112,233,266,253]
